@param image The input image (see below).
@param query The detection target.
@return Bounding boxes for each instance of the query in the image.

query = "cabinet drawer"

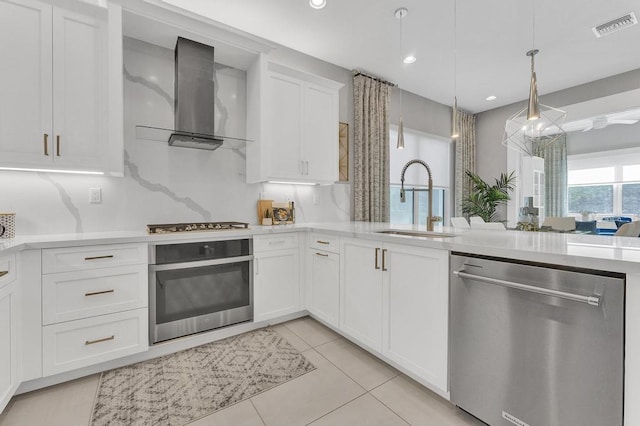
[42,243,148,274]
[42,264,148,325]
[254,233,299,252]
[309,233,339,253]
[0,254,16,290]
[42,308,148,376]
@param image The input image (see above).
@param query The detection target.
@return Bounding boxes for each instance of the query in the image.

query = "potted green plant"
[462,170,516,223]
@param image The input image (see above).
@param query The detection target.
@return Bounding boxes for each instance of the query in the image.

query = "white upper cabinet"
[0,0,123,175]
[247,58,343,184]
[0,0,52,167]
[303,83,339,182]
[267,73,304,180]
[52,3,108,170]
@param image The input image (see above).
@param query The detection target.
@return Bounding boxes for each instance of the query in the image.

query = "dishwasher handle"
[453,270,601,307]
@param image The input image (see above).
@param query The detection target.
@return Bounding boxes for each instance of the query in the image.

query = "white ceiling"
[159,0,640,113]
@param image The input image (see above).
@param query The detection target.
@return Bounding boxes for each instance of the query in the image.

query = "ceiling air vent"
[592,12,637,38]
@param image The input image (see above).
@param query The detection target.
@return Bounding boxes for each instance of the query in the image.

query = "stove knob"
[185,225,191,231]
[215,223,222,229]
[200,224,206,229]
[207,223,214,229]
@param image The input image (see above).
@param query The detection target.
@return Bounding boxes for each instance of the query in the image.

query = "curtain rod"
[352,69,397,87]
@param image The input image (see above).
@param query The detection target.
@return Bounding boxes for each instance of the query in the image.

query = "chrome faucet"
[400,159,441,231]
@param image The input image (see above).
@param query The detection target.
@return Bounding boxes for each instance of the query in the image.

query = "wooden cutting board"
[257,200,273,222]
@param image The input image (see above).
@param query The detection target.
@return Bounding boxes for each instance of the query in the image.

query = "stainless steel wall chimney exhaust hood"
[134,36,251,150]
[169,37,223,150]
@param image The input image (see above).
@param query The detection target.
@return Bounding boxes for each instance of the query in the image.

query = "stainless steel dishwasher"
[450,252,625,426]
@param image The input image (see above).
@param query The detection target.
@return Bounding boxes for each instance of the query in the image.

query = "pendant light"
[502,0,566,156]
[395,7,408,150]
[451,0,459,139]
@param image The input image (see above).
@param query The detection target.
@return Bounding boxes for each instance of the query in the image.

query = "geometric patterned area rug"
[90,328,316,426]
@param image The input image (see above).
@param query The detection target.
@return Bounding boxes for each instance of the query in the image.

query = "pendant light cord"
[399,11,403,118]
[451,0,459,139]
[532,0,536,49]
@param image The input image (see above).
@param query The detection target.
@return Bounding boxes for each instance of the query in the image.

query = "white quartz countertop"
[3,221,640,274]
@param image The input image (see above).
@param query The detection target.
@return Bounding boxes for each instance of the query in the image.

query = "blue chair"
[602,216,632,227]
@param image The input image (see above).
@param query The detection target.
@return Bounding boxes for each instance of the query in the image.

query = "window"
[568,148,640,217]
[389,126,451,226]
[390,185,446,225]
[568,185,613,214]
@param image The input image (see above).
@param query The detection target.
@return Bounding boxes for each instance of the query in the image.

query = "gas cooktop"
[147,221,249,234]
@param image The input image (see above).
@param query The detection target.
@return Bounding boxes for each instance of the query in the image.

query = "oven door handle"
[149,255,254,272]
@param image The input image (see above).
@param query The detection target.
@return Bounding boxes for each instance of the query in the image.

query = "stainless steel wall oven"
[149,238,253,344]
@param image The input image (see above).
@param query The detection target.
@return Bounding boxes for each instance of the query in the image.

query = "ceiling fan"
[560,108,640,133]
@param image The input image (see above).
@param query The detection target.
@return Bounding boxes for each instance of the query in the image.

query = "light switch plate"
[89,187,102,204]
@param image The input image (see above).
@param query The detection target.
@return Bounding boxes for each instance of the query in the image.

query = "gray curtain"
[533,134,567,217]
[353,74,392,222]
[454,110,476,217]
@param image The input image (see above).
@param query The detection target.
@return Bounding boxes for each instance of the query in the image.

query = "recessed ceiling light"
[486,95,497,101]
[403,55,416,64]
[309,0,326,9]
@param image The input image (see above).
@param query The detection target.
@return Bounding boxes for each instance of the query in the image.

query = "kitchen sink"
[376,230,456,238]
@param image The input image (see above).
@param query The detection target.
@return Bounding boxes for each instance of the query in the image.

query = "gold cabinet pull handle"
[375,247,380,270]
[382,249,388,271]
[0,271,8,278]
[85,289,114,297]
[85,335,114,345]
[44,133,49,156]
[316,240,330,245]
[315,252,329,257]
[56,135,60,156]
[84,255,114,261]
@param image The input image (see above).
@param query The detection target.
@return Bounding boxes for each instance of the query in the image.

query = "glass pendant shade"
[526,49,540,120]
[395,7,407,150]
[451,97,460,139]
[397,118,405,149]
[503,104,566,156]
[502,49,566,156]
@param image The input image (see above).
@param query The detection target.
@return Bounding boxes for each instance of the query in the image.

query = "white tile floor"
[0,317,485,426]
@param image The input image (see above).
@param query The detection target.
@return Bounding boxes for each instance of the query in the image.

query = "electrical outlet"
[89,187,102,204]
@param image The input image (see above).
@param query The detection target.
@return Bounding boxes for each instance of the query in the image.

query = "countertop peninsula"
[3,221,640,273]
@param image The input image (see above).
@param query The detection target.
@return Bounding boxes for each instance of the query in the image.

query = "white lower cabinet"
[340,238,449,393]
[42,308,147,376]
[42,264,148,324]
[40,243,149,377]
[0,281,18,413]
[307,248,340,328]
[381,243,449,392]
[253,234,300,322]
[340,239,384,351]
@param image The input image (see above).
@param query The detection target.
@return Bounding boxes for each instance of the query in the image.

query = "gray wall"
[390,89,452,139]
[567,121,640,156]
[476,68,640,180]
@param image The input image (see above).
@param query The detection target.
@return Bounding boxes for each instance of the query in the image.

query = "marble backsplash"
[2,37,350,236]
